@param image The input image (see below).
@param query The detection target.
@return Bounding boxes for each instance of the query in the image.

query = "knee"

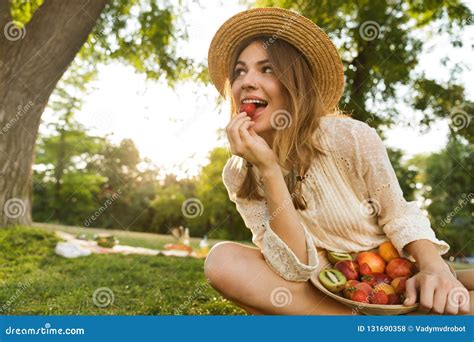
[204,241,240,291]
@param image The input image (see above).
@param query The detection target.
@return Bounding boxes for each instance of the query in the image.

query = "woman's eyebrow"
[235,59,270,67]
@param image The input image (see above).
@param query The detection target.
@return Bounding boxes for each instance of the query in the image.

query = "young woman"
[204,7,473,315]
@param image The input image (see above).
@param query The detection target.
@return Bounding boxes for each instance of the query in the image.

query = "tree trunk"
[0,0,107,227]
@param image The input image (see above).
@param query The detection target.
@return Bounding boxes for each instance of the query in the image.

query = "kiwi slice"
[319,269,347,293]
[327,251,352,264]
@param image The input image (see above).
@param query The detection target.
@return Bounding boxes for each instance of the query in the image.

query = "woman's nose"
[241,70,258,90]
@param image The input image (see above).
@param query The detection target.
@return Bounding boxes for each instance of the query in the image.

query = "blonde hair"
[224,36,349,210]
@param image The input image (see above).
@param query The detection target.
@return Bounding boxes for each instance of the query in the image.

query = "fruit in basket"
[319,269,347,293]
[361,274,376,286]
[387,293,402,304]
[343,280,360,299]
[335,260,359,280]
[355,282,373,295]
[322,244,419,306]
[391,277,407,294]
[386,258,415,279]
[369,289,388,304]
[95,234,118,248]
[361,273,391,287]
[352,289,370,303]
[373,273,392,285]
[356,252,385,274]
[378,241,400,262]
[359,263,373,276]
[327,251,352,264]
[373,283,396,296]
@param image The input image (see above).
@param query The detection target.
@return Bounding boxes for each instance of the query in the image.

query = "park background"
[0,0,473,315]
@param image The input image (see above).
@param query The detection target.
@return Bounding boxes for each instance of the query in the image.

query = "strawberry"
[351,289,369,303]
[240,103,256,116]
[370,290,388,304]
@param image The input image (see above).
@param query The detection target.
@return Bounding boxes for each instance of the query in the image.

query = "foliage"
[408,134,473,256]
[254,0,472,133]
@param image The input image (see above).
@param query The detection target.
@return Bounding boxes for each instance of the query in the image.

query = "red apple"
[356,252,385,274]
[386,258,415,279]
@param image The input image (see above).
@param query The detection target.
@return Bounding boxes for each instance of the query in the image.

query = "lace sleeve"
[350,122,450,257]
[222,156,319,282]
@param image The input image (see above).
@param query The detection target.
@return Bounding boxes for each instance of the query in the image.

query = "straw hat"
[208,7,345,112]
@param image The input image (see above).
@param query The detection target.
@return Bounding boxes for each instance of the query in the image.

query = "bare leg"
[204,241,353,315]
[456,269,474,291]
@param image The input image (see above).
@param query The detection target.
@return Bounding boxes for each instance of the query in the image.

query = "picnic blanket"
[54,231,206,259]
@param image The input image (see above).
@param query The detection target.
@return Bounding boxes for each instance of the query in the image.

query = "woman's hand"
[225,112,277,170]
[404,261,470,315]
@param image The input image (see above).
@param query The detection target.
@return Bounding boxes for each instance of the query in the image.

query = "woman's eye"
[234,68,245,76]
[263,66,273,73]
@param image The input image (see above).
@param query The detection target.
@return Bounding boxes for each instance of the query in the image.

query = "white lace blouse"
[222,115,450,282]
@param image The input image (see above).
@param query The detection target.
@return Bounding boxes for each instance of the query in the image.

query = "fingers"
[419,278,435,312]
[404,276,419,306]
[445,288,461,315]
[226,112,252,155]
[459,289,471,314]
[239,120,255,142]
[445,287,470,315]
[431,287,448,314]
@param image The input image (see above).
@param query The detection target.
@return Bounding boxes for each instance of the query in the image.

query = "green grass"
[0,225,247,315]
[1,224,471,315]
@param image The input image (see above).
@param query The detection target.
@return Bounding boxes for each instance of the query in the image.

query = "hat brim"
[208,7,345,112]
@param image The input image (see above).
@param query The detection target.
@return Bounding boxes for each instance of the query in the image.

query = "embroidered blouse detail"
[222,116,449,282]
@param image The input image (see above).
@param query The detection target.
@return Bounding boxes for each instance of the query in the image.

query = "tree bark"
[0,0,107,227]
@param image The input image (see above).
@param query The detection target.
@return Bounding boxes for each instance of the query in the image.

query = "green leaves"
[255,0,472,129]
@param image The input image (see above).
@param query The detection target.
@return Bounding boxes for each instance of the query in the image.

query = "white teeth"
[242,99,268,105]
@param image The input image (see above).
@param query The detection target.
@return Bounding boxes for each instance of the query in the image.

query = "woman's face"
[231,40,286,135]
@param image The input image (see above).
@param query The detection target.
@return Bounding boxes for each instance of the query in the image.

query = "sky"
[41,0,474,180]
